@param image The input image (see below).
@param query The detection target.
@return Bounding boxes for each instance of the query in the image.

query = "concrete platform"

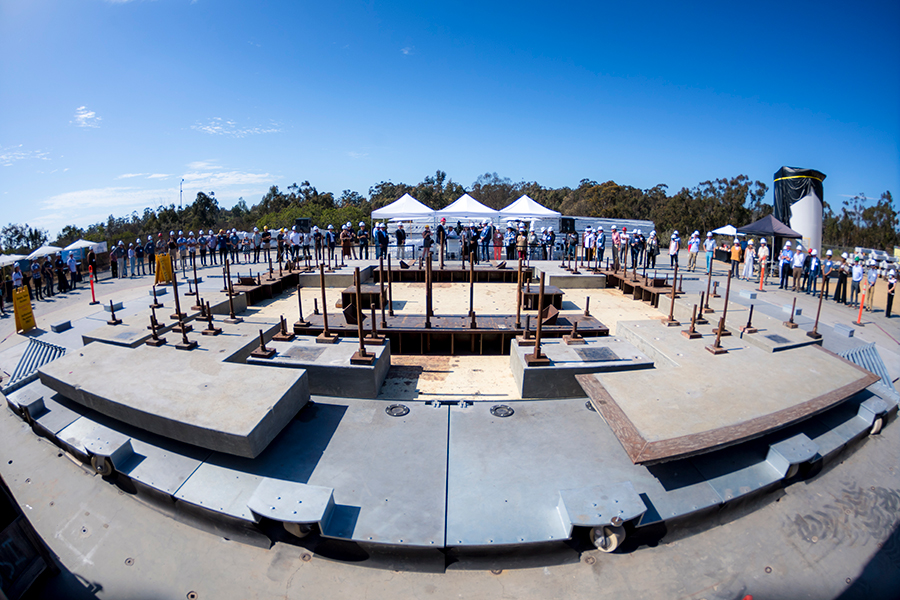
[247,337,391,398]
[509,337,653,398]
[578,319,880,464]
[37,342,310,458]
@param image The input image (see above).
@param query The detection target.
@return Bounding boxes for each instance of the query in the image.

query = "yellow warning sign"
[155,254,174,285]
[13,285,35,333]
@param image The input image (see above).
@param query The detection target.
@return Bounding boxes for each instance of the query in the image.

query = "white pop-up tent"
[434,194,499,221]
[371,193,435,221]
[710,224,744,237]
[499,194,560,220]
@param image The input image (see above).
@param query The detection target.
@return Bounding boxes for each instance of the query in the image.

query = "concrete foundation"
[509,337,652,398]
[37,342,310,458]
[247,337,391,398]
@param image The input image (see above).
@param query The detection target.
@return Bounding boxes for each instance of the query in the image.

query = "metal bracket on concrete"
[82,436,136,472]
[557,481,647,533]
[766,433,819,479]
[247,479,336,529]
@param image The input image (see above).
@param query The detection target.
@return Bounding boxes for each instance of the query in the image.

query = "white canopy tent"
[26,245,63,261]
[0,254,26,268]
[371,193,435,221]
[63,239,100,252]
[434,194,499,221]
[710,224,744,237]
[499,194,560,220]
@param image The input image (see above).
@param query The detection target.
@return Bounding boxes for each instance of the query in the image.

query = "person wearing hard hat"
[595,226,605,266]
[804,248,820,295]
[730,238,742,278]
[394,223,406,260]
[687,231,701,272]
[755,238,769,284]
[864,258,878,312]
[849,256,865,307]
[790,243,806,291]
[619,227,630,269]
[741,239,755,280]
[646,230,659,269]
[669,232,680,271]
[834,252,850,304]
[312,226,323,262]
[821,249,834,299]
[702,232,715,275]
[886,269,896,317]
[135,237,145,276]
[610,226,620,270]
[777,241,793,289]
[357,222,369,260]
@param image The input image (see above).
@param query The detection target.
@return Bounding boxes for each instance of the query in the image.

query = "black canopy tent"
[737,215,803,238]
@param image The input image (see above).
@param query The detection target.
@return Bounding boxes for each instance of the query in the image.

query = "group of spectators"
[7,249,94,303]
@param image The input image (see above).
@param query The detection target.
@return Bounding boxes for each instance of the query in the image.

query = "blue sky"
[2,0,898,239]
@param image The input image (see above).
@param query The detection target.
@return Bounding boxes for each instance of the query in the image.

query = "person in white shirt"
[703,232,716,274]
[687,231,701,272]
[791,244,806,291]
[850,256,865,307]
[741,240,756,280]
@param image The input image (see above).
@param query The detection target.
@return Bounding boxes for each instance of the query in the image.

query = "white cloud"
[401,46,414,55]
[190,117,281,138]
[117,173,146,179]
[187,160,223,170]
[72,106,102,128]
[1,144,50,166]
[347,151,369,159]
[182,170,272,187]
[147,173,171,179]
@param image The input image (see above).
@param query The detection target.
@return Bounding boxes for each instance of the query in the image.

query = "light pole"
[179,178,184,210]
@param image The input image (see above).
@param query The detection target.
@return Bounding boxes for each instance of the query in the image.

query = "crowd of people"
[5,220,896,320]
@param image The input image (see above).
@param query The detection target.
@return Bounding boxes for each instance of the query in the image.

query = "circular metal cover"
[490,405,515,418]
[385,404,410,417]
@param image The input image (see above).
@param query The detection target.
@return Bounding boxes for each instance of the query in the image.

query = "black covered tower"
[773,166,826,252]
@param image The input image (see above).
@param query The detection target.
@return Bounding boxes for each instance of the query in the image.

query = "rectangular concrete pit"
[510,337,653,399]
[246,337,390,398]
[38,342,309,458]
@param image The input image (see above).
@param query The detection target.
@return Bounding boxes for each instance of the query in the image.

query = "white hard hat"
[548,226,553,231]
[841,252,848,259]
[612,226,617,230]
[812,249,818,255]
[826,249,832,255]
[889,270,896,277]
[540,227,546,232]
[292,225,296,230]
[748,239,754,245]
[786,241,792,247]
[170,231,175,236]
[706,232,712,237]
[179,230,183,235]
[254,227,259,231]
[359,221,365,227]
[327,224,334,229]
[189,231,194,236]
[734,238,739,244]
[673,230,679,235]
[693,230,699,236]
[760,238,766,243]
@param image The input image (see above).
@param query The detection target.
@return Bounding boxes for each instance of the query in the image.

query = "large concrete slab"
[579,320,879,464]
[509,337,653,398]
[247,337,391,398]
[37,342,309,458]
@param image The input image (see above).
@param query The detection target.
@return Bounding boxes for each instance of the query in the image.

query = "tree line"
[2,171,896,254]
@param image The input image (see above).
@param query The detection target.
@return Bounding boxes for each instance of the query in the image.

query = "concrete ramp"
[38,342,309,458]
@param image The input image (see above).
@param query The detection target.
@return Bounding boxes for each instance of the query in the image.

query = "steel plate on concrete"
[574,347,621,362]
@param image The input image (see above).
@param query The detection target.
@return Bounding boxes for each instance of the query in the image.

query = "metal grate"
[839,342,899,400]
[765,334,791,345]
[2,338,66,395]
